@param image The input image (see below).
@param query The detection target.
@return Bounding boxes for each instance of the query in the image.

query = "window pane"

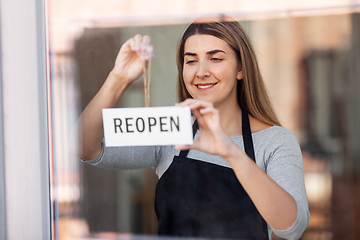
[48,1,360,239]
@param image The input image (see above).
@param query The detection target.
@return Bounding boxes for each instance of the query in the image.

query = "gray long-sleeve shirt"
[83,126,310,240]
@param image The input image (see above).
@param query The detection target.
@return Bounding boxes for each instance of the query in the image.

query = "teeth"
[197,84,215,89]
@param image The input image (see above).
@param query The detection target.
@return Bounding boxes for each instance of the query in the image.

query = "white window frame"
[0,0,51,239]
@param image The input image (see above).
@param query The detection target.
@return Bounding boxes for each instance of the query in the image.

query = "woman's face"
[183,34,243,108]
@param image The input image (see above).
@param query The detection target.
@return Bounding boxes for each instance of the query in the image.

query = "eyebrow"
[184,49,226,56]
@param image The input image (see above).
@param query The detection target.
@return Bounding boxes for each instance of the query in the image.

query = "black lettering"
[114,118,123,133]
[148,117,157,132]
[170,116,180,132]
[125,118,134,133]
[159,116,168,132]
[135,117,145,132]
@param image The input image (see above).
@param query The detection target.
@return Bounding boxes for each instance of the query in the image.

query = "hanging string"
[140,44,153,107]
[143,59,152,107]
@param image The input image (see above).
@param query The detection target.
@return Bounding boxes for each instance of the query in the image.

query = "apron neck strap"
[179,109,256,162]
[179,119,198,157]
[242,109,256,162]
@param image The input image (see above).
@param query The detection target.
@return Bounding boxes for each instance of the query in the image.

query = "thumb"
[174,144,193,151]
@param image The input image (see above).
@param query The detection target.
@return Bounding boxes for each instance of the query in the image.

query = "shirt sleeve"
[264,129,310,240]
[80,138,159,170]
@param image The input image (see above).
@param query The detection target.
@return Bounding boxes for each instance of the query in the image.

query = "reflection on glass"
[49,0,360,239]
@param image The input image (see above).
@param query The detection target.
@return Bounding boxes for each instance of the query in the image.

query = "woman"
[79,16,309,240]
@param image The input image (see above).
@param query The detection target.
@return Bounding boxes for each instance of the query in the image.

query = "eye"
[211,58,222,62]
[186,60,196,65]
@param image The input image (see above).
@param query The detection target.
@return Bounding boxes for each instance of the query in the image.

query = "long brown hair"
[176,17,281,126]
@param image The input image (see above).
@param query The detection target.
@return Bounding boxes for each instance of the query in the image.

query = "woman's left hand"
[176,100,299,231]
[175,99,235,158]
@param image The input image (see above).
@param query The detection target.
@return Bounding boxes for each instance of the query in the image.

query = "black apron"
[155,110,269,239]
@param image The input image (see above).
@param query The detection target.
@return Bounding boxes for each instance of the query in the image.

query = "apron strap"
[179,120,198,157]
[242,109,256,162]
[242,110,269,239]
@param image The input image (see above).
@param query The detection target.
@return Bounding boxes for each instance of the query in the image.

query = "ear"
[237,70,243,80]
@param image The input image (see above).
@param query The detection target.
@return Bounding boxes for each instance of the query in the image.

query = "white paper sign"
[102,106,193,147]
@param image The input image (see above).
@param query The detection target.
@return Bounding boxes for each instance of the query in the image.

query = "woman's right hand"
[111,34,153,85]
[78,34,153,161]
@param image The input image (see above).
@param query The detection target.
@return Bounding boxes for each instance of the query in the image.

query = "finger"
[175,144,193,151]
[142,35,151,45]
[130,35,153,61]
[192,110,211,129]
[189,101,213,112]
[177,99,210,108]
[176,99,193,107]
[141,44,154,61]
[128,38,137,54]
[176,100,190,107]
[176,100,213,123]
[191,107,202,119]
[200,107,218,115]
[180,98,197,104]
[176,138,202,150]
[130,34,142,52]
[119,37,134,54]
[134,34,142,46]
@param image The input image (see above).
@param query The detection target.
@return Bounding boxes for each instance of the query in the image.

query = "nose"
[196,61,211,79]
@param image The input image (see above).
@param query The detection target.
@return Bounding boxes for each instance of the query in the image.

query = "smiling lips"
[196,83,218,89]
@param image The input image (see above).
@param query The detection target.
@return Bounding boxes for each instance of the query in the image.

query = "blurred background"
[48,0,360,239]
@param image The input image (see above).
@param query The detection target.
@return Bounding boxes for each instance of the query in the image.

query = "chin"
[193,96,216,103]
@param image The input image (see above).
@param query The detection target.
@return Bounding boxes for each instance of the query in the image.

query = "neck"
[216,101,243,137]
